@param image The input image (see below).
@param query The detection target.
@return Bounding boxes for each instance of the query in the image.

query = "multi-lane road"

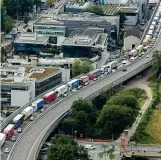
[3,28,161,160]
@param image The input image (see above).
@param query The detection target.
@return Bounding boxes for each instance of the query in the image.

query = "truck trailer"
[88,69,102,80]
[32,99,44,111]
[3,124,14,140]
[67,79,80,90]
[55,85,68,97]
[43,91,57,104]
[13,114,24,129]
[129,49,138,57]
[21,106,34,119]
[79,76,89,85]
[0,133,6,147]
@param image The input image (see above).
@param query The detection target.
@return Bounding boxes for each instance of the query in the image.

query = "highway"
[4,27,161,160]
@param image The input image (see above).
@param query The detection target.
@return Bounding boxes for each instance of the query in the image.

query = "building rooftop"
[35,17,64,25]
[29,68,58,80]
[34,13,120,26]
[14,32,49,44]
[62,27,108,47]
[66,1,91,9]
[120,7,139,13]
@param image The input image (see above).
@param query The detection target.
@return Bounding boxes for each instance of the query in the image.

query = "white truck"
[0,133,6,147]
[21,106,33,120]
[55,85,68,97]
[106,61,117,70]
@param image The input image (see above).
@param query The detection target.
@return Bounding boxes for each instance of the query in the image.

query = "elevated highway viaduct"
[6,28,161,160]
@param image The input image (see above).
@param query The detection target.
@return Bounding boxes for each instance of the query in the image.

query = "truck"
[100,65,111,73]
[142,37,150,46]
[0,133,6,147]
[79,76,89,85]
[136,45,144,53]
[67,79,80,90]
[55,85,68,97]
[43,91,57,104]
[3,124,14,140]
[129,49,138,57]
[21,106,34,119]
[106,61,117,70]
[13,114,24,129]
[88,69,102,80]
[31,99,44,112]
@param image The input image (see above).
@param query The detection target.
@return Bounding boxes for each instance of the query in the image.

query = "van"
[85,144,95,149]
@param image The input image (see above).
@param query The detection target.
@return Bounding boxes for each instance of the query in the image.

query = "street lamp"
[74,131,77,140]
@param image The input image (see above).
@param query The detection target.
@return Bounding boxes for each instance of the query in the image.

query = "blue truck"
[67,79,80,90]
[31,99,44,112]
[100,65,111,74]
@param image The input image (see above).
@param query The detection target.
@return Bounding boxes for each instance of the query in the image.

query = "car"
[4,148,10,154]
[93,78,97,81]
[146,55,150,58]
[0,117,4,122]
[84,82,89,86]
[17,127,22,133]
[63,93,68,97]
[122,67,127,72]
[45,11,48,14]
[72,89,77,92]
[77,85,82,90]
[40,108,45,113]
[30,116,34,121]
[85,144,96,149]
[122,56,127,60]
[11,135,16,142]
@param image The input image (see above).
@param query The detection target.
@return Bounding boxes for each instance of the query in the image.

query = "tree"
[47,134,90,160]
[24,16,28,24]
[84,6,104,15]
[72,59,93,77]
[1,2,14,33]
[152,50,161,79]
[96,105,136,138]
[1,47,7,63]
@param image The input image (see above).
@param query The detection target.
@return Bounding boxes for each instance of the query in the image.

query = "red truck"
[3,124,14,140]
[79,75,89,85]
[43,91,57,104]
[88,69,102,80]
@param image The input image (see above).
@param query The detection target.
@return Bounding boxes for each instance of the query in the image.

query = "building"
[33,17,66,45]
[33,13,120,43]
[123,26,142,50]
[120,7,139,25]
[102,0,128,5]
[1,65,62,107]
[61,27,108,58]
[14,32,49,55]
[64,2,92,13]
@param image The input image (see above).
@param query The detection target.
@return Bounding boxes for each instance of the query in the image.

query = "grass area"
[29,68,57,80]
[138,92,147,109]
[144,109,161,144]
[98,152,105,158]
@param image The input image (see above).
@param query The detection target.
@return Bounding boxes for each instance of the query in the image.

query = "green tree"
[97,105,136,138]
[152,50,161,79]
[84,6,104,15]
[47,134,90,160]
[72,60,93,77]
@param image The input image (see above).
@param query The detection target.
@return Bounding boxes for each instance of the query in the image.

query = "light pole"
[74,131,77,140]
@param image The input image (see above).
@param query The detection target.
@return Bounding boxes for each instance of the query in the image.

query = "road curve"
[7,31,161,160]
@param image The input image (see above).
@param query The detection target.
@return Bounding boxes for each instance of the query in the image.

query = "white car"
[17,127,22,133]
[63,93,68,97]
[85,144,96,150]
[4,148,10,154]
[72,89,77,92]
[84,82,89,86]
[93,78,97,81]
[146,55,150,58]
[30,116,34,121]
[40,108,45,113]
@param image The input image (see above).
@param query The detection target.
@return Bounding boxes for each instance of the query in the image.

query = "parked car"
[40,108,45,113]
[122,67,127,72]
[146,55,150,58]
[17,127,22,133]
[63,93,68,97]
[85,144,96,149]
[4,148,10,154]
